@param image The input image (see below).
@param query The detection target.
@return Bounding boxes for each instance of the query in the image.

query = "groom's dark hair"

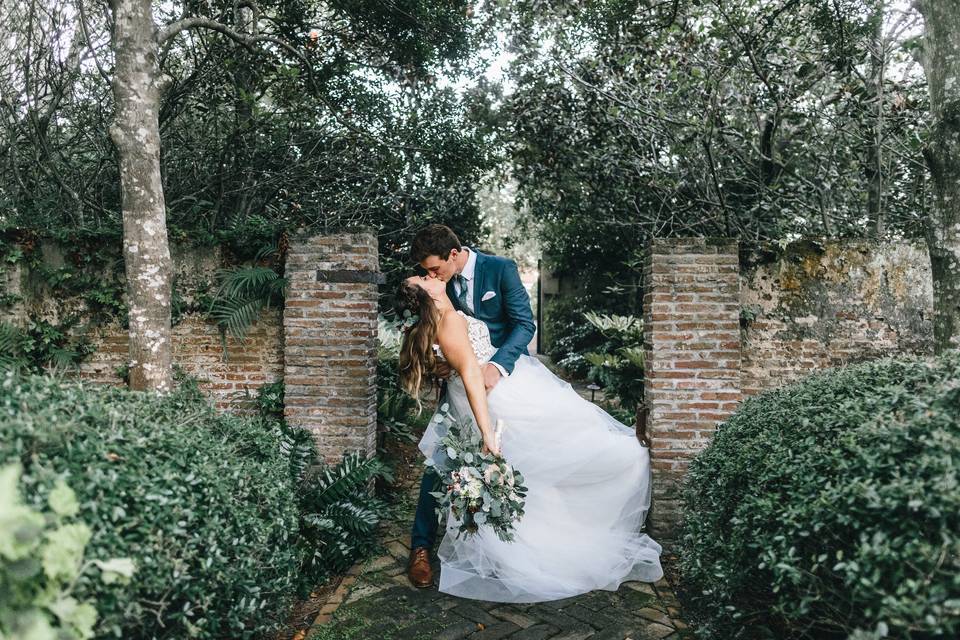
[410,224,461,263]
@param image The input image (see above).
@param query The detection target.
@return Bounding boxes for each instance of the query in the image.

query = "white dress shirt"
[455,248,508,378]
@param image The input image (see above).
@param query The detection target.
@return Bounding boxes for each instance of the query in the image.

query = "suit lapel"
[471,249,486,315]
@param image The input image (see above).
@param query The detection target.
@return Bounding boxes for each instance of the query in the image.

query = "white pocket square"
[481,291,497,301]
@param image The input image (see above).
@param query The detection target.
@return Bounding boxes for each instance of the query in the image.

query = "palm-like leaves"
[583,311,644,341]
[209,266,287,341]
[309,452,392,506]
[297,451,393,575]
[0,322,29,373]
[0,321,82,374]
[47,345,80,371]
[279,422,318,486]
[255,363,394,578]
[272,401,393,578]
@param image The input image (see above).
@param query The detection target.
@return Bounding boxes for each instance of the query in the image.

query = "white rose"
[466,478,483,499]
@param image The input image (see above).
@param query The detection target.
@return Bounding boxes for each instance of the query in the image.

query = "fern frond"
[297,452,392,576]
[302,513,337,531]
[209,266,287,341]
[0,321,24,355]
[210,297,264,340]
[268,275,288,296]
[301,453,390,514]
[312,455,376,505]
[0,354,28,373]
[254,242,280,263]
[48,346,79,371]
[281,425,318,485]
[322,501,381,534]
[213,266,281,299]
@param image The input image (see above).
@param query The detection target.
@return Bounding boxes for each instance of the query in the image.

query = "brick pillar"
[642,237,742,541]
[283,231,382,463]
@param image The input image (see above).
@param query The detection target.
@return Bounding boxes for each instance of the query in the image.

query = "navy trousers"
[411,379,449,550]
[411,466,441,550]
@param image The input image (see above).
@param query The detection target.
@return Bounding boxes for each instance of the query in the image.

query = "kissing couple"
[395,224,662,603]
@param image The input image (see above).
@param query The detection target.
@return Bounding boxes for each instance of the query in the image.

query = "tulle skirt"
[418,354,663,603]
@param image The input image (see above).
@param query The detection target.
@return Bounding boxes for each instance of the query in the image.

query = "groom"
[406,224,536,588]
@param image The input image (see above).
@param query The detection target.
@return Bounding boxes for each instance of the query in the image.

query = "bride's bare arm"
[436,312,500,454]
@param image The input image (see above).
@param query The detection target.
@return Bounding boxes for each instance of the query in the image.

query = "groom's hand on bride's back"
[482,363,502,392]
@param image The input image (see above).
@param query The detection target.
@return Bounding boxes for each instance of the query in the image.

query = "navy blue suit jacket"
[445,249,536,375]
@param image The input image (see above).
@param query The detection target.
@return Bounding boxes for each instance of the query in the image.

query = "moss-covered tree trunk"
[917,0,960,353]
[108,0,173,391]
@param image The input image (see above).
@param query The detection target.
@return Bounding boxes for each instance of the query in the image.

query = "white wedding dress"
[419,311,663,603]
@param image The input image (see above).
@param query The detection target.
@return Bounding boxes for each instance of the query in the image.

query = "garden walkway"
[303,391,690,640]
[304,487,689,640]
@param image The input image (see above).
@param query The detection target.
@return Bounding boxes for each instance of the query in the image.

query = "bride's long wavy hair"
[395,279,446,409]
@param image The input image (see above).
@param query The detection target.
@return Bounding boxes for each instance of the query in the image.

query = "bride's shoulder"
[437,309,469,339]
[437,308,467,332]
[442,308,467,323]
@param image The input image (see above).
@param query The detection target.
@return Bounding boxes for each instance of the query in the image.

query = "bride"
[395,274,663,603]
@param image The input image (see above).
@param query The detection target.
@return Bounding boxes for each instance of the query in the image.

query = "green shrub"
[1,462,134,640]
[542,299,645,411]
[253,380,393,586]
[582,311,645,412]
[542,295,606,377]
[0,319,94,374]
[680,352,960,639]
[0,374,302,639]
[298,453,391,576]
[376,315,420,445]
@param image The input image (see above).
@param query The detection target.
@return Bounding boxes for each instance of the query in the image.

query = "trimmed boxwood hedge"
[0,374,302,639]
[680,351,960,639]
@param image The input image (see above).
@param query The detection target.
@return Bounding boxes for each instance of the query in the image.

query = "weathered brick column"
[643,238,742,540]
[283,231,382,463]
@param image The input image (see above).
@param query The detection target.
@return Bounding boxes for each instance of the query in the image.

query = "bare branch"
[79,0,111,84]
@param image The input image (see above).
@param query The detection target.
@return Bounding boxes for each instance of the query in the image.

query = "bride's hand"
[481,431,501,457]
[433,361,453,379]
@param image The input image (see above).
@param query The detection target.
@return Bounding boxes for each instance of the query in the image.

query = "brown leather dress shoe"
[407,547,433,588]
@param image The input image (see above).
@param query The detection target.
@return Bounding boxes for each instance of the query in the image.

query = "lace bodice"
[462,312,496,363]
[434,310,496,365]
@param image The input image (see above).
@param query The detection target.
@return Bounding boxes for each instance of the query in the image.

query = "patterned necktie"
[455,274,472,315]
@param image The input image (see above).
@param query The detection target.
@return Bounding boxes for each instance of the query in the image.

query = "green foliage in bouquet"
[0,462,134,640]
[680,351,960,639]
[425,405,528,541]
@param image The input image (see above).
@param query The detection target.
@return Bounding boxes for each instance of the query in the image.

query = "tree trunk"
[109,0,173,391]
[864,3,885,237]
[231,3,257,221]
[917,0,960,353]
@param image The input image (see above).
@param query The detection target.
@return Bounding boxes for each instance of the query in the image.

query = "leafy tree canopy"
[0,0,500,271]
[498,0,928,302]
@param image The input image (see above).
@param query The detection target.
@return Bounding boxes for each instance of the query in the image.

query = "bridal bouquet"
[425,404,527,541]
